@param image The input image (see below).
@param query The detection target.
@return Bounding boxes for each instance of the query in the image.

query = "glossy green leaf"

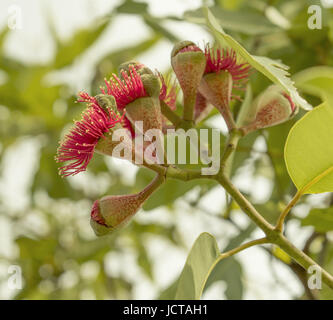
[284,102,333,193]
[175,232,220,299]
[204,7,311,110]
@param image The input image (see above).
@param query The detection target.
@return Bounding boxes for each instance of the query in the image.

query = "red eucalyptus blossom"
[101,66,147,110]
[198,44,251,130]
[204,45,251,85]
[102,64,162,133]
[56,94,123,177]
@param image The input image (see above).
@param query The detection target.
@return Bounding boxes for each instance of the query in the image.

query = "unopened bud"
[198,71,234,129]
[240,85,297,134]
[90,175,165,236]
[90,194,142,236]
[171,41,206,121]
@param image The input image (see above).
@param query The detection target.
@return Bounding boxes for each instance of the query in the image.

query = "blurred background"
[0,0,332,300]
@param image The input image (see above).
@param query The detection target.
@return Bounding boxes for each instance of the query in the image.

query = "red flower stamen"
[204,45,251,83]
[101,65,147,110]
[157,72,178,110]
[56,96,123,177]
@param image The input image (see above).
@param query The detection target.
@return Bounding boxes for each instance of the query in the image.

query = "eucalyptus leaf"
[175,232,220,300]
[284,102,333,193]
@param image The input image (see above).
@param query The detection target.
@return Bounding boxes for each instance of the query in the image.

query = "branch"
[160,100,194,130]
[220,128,242,177]
[218,237,269,260]
[276,166,333,232]
[275,190,302,232]
[214,172,274,234]
[214,173,333,289]
[163,146,333,289]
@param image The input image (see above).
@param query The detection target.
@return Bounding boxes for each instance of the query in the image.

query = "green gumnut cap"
[118,60,154,76]
[171,40,197,58]
[95,94,117,111]
[141,74,161,98]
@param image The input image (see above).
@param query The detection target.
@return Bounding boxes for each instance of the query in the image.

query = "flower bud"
[240,85,297,134]
[199,71,234,128]
[90,175,165,236]
[90,194,142,236]
[198,46,251,131]
[171,41,206,121]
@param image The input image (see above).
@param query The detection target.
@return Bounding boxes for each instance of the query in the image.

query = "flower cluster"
[56,40,297,236]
